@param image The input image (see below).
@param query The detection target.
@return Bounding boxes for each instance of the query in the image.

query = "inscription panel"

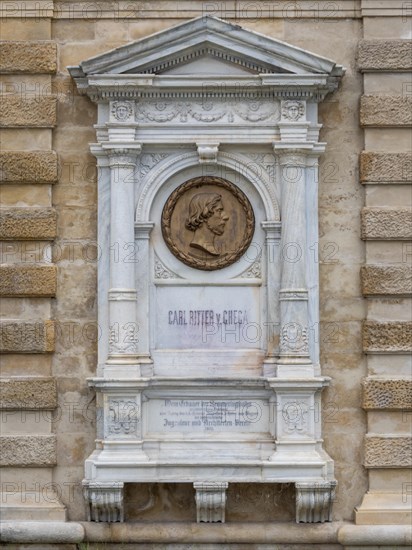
[154,286,262,349]
[147,398,270,435]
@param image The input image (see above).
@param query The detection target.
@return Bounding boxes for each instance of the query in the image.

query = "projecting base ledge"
[355,492,412,525]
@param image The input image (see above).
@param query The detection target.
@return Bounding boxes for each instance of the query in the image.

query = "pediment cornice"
[68,16,344,102]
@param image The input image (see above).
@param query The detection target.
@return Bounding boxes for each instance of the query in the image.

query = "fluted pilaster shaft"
[105,146,141,368]
[274,146,312,376]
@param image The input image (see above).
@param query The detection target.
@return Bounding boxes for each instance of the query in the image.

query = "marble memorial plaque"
[147,398,269,435]
[73,15,342,524]
[161,176,255,271]
[155,286,261,349]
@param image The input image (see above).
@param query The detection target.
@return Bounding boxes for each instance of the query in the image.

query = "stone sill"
[1,521,412,546]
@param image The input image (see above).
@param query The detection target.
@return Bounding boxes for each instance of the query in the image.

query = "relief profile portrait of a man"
[185,193,229,257]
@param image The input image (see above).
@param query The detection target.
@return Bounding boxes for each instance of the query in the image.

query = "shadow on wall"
[124,483,295,522]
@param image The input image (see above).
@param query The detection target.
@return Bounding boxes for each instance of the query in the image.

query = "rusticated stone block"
[0,95,56,127]
[360,96,412,127]
[0,41,57,73]
[0,377,57,408]
[360,152,412,184]
[364,436,412,468]
[0,208,57,240]
[0,265,56,297]
[0,435,56,466]
[0,320,54,353]
[0,151,58,184]
[361,265,412,296]
[361,208,412,240]
[362,378,412,410]
[363,321,412,353]
[358,40,412,71]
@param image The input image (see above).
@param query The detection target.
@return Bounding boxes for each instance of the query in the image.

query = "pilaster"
[103,145,142,378]
[273,143,313,377]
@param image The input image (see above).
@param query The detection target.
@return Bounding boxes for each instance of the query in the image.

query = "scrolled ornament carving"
[282,400,309,435]
[108,399,139,436]
[109,322,139,354]
[154,256,182,279]
[281,322,309,353]
[239,258,262,278]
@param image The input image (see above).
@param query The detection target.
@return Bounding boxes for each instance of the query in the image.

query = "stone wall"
[0,0,411,546]
[355,7,412,525]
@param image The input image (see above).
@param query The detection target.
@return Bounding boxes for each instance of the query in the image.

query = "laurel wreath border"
[161,176,255,271]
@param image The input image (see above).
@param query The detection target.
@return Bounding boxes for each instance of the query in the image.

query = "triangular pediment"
[69,16,344,79]
[160,54,258,76]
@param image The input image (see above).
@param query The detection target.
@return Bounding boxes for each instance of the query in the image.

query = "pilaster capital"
[261,221,281,239]
[89,143,110,166]
[103,145,142,168]
[273,143,314,166]
[272,140,326,166]
[135,222,155,239]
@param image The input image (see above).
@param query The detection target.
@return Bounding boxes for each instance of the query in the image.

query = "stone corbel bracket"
[83,481,124,522]
[296,481,337,523]
[194,482,229,523]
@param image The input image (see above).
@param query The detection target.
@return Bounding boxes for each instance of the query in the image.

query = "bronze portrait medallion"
[161,176,255,271]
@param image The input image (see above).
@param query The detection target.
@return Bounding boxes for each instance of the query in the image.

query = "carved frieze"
[135,98,280,125]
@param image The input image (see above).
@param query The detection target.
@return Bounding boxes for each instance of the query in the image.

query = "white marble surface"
[68,15,345,523]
